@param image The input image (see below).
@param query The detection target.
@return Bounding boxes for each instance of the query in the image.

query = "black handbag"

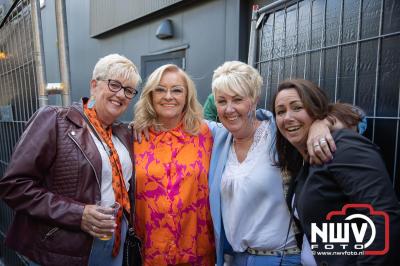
[123,225,142,266]
[123,127,143,266]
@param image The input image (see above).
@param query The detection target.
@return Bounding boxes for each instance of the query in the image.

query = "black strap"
[286,167,304,250]
[82,112,112,156]
[280,166,305,266]
[127,126,137,227]
[279,202,295,266]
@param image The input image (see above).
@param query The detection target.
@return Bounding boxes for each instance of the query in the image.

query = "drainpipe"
[55,0,71,106]
[31,0,48,107]
[248,5,258,67]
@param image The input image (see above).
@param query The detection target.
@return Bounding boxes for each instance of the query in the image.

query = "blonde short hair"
[212,61,263,103]
[92,54,141,86]
[133,64,203,135]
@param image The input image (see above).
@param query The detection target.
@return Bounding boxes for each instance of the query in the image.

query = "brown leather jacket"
[0,103,135,266]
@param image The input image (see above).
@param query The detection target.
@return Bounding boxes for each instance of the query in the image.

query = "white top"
[220,121,296,252]
[90,132,132,202]
[293,196,317,266]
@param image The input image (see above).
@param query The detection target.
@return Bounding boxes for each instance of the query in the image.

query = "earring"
[88,96,96,109]
[215,114,223,127]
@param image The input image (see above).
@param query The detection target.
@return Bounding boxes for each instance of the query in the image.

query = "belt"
[246,247,300,256]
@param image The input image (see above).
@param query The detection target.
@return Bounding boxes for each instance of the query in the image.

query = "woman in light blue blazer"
[206,61,337,266]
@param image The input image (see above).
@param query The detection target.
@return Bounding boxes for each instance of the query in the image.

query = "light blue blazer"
[206,110,275,266]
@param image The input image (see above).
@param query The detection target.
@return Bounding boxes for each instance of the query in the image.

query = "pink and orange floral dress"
[134,122,215,266]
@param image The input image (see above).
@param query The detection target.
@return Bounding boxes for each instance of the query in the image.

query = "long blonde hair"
[133,64,203,135]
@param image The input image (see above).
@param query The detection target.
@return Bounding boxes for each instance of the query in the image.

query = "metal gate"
[249,0,400,197]
[0,0,38,264]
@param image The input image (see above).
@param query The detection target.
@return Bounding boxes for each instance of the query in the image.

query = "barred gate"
[0,0,38,265]
[251,0,400,197]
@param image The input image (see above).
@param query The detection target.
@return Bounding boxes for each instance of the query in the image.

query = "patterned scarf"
[83,102,130,257]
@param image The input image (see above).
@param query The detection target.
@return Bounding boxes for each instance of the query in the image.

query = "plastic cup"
[96,200,120,240]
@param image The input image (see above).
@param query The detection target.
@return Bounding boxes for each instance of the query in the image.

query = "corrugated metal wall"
[90,0,188,36]
[0,0,38,264]
[255,0,400,197]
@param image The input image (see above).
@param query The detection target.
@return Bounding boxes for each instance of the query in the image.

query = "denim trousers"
[88,216,128,266]
[232,252,301,266]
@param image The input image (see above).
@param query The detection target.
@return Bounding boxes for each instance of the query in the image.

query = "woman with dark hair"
[272,79,400,265]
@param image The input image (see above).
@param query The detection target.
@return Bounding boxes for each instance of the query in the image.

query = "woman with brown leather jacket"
[0,54,141,266]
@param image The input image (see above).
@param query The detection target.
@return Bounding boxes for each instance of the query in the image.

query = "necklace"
[233,120,261,162]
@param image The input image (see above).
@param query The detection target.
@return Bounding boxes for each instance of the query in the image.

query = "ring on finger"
[319,138,327,144]
[92,225,96,231]
[313,143,320,147]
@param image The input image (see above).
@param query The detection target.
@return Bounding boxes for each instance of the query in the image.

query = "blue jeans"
[88,216,128,266]
[232,252,301,266]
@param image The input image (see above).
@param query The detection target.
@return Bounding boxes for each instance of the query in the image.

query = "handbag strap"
[279,204,295,266]
[279,164,308,266]
[279,165,304,266]
[127,126,137,227]
[82,112,111,156]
